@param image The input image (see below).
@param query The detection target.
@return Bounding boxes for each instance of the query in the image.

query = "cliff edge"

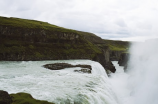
[0,16,129,73]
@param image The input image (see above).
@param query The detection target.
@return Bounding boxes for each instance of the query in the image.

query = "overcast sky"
[0,0,158,41]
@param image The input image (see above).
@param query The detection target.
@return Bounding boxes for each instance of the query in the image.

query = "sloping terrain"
[0,16,130,72]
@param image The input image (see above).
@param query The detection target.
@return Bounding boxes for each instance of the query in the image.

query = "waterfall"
[0,60,119,104]
[110,61,131,104]
[109,40,158,104]
[126,40,158,104]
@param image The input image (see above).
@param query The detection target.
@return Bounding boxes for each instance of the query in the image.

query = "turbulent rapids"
[0,60,119,104]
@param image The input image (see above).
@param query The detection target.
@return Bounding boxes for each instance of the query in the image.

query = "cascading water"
[110,39,158,104]
[1,40,156,104]
[0,60,119,104]
[126,40,158,104]
[109,61,131,104]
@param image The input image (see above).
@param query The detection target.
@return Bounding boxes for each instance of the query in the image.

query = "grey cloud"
[115,19,127,27]
[1,0,158,41]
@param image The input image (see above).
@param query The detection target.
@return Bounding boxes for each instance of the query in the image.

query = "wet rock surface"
[74,68,91,74]
[43,63,92,73]
[118,53,129,66]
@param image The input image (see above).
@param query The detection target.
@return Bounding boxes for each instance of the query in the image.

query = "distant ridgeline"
[0,16,130,73]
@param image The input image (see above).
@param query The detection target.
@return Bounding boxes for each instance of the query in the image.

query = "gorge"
[0,16,132,104]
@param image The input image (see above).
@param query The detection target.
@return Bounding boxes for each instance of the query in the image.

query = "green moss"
[29,45,34,49]
[108,45,127,51]
[0,45,25,53]
[35,52,43,58]
[10,92,54,104]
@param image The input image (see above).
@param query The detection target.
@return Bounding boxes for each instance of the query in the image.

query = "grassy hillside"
[0,16,102,60]
[104,39,129,51]
[0,16,77,33]
[0,16,129,72]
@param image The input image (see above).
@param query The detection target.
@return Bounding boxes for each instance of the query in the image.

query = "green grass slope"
[0,16,102,61]
[0,16,77,33]
[10,93,55,104]
[104,39,130,51]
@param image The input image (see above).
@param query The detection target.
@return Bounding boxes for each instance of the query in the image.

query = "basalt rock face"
[110,51,124,61]
[0,26,80,43]
[118,53,129,67]
[104,39,130,62]
[0,16,119,73]
[92,46,116,73]
[0,25,97,61]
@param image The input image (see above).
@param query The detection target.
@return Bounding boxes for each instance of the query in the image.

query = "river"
[0,60,119,104]
[1,39,158,104]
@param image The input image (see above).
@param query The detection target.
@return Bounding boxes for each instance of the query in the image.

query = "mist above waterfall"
[127,39,158,104]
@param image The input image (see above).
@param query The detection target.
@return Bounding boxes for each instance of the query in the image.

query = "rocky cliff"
[104,39,130,61]
[0,16,119,73]
[118,52,129,71]
[0,16,131,73]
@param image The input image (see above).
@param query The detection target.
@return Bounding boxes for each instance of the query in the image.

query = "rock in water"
[43,63,92,73]
[74,68,91,74]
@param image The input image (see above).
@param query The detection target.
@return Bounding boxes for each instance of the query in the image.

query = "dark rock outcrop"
[118,53,129,67]
[93,46,116,73]
[43,63,92,73]
[74,68,91,74]
[0,90,12,104]
[110,51,124,61]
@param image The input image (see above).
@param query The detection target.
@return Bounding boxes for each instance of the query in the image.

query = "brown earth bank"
[0,16,130,73]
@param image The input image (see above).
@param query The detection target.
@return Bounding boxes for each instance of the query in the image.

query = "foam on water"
[0,60,118,104]
[126,40,158,104]
[110,61,132,104]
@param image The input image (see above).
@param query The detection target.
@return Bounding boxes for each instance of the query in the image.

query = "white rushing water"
[126,40,158,104]
[1,39,157,104]
[110,40,158,104]
[0,60,119,104]
[110,61,131,104]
